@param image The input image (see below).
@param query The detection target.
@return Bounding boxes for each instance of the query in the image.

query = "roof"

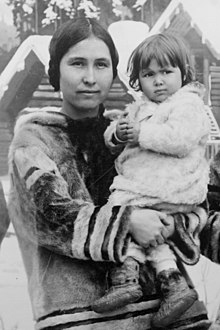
[0,35,51,100]
[150,0,220,60]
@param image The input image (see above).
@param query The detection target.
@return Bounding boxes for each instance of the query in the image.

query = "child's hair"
[128,33,195,92]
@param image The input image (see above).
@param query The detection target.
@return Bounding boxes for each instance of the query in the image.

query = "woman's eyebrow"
[67,56,85,61]
[96,57,111,63]
[66,56,111,63]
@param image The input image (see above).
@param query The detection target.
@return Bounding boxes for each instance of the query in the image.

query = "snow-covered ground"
[0,176,34,330]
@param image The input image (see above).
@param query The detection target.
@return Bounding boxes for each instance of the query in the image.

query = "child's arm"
[115,112,129,143]
[138,95,210,157]
[103,110,128,154]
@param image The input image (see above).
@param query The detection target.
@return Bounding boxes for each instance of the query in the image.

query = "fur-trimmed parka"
[7,106,161,330]
[7,105,212,330]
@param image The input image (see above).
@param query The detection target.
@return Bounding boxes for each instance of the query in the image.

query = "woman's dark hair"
[128,33,195,91]
[48,18,119,91]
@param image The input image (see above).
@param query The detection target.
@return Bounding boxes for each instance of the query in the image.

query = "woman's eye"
[71,61,84,67]
[96,62,108,69]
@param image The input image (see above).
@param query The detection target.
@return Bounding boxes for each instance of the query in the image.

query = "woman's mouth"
[78,90,99,94]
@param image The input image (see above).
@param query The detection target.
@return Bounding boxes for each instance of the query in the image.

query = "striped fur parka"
[7,106,159,330]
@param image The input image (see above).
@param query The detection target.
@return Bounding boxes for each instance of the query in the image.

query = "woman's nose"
[83,67,96,85]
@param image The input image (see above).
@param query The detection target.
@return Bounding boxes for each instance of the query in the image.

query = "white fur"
[106,84,211,206]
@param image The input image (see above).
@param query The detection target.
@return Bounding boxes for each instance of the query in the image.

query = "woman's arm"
[208,154,220,212]
[10,144,170,263]
[200,153,220,263]
[9,145,131,263]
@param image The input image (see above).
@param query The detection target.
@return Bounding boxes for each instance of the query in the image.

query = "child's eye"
[162,70,172,75]
[142,72,153,78]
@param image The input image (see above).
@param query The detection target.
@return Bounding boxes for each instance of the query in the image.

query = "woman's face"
[59,36,114,119]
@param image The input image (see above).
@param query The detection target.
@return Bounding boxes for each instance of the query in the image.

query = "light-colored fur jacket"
[104,83,211,210]
[7,106,162,330]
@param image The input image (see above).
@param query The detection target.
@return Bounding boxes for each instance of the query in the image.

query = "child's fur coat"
[105,83,210,209]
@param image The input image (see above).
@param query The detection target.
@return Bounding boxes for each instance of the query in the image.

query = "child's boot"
[167,299,211,330]
[151,268,198,328]
[92,257,143,313]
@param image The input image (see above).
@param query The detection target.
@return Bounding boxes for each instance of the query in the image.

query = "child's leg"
[92,241,145,313]
[149,243,198,328]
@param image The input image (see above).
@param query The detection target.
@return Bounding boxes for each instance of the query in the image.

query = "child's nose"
[154,74,163,86]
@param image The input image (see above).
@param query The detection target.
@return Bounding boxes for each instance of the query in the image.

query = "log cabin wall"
[210,66,220,126]
[0,122,12,176]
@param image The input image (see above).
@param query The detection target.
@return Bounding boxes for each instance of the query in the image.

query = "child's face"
[139,58,182,103]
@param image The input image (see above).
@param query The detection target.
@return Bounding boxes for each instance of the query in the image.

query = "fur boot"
[160,299,211,330]
[92,257,143,313]
[151,268,198,328]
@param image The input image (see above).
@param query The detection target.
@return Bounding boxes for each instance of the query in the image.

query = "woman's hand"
[129,208,171,248]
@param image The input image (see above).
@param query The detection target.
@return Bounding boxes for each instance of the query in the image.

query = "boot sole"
[92,287,143,313]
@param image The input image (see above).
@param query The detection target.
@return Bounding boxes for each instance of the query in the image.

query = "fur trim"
[201,212,220,263]
[168,214,200,265]
[35,300,159,330]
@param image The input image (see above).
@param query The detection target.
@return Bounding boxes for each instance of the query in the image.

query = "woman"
[6,17,218,330]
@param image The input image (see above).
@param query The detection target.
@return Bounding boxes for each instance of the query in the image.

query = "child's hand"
[127,122,140,145]
[115,112,129,142]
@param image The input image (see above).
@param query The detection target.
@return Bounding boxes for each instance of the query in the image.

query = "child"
[92,33,211,328]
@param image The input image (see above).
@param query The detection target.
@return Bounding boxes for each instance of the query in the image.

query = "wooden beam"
[203,56,209,104]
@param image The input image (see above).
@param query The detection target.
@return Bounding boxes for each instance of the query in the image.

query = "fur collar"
[14,105,106,135]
